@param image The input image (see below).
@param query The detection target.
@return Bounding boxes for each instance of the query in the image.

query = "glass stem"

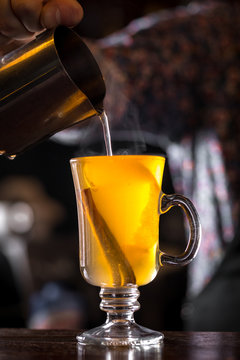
[99,285,140,324]
[77,284,164,346]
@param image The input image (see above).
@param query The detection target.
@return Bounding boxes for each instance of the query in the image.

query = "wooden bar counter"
[0,329,240,359]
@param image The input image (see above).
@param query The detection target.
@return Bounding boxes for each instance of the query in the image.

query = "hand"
[0,0,83,43]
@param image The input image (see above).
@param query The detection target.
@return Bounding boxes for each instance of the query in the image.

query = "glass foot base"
[77,321,164,347]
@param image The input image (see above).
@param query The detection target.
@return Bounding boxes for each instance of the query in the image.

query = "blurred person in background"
[93,0,240,331]
[1,0,240,331]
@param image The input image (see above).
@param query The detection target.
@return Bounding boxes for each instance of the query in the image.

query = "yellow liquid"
[71,155,165,287]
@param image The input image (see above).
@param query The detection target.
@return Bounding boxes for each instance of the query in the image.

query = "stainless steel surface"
[0,26,106,156]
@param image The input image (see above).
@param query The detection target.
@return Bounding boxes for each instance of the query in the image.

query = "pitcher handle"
[159,193,201,266]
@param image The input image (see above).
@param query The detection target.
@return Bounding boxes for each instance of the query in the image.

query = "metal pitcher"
[0,26,106,156]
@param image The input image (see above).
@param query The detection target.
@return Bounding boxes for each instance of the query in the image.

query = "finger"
[40,0,83,29]
[0,0,33,39]
[11,0,44,33]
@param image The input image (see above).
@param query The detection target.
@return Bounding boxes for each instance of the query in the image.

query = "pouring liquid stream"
[99,111,113,156]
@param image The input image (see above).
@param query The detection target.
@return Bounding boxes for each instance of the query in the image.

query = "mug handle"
[159,193,201,266]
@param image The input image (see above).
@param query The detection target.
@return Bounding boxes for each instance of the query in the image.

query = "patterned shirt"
[93,1,240,296]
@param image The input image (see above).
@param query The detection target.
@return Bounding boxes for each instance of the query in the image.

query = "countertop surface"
[0,328,239,359]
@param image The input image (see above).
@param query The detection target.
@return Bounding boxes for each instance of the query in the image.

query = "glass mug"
[70,155,201,347]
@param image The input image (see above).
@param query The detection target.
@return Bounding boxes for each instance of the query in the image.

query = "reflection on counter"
[78,343,163,360]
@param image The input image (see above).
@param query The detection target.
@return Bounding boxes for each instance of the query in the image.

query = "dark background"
[76,0,188,38]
